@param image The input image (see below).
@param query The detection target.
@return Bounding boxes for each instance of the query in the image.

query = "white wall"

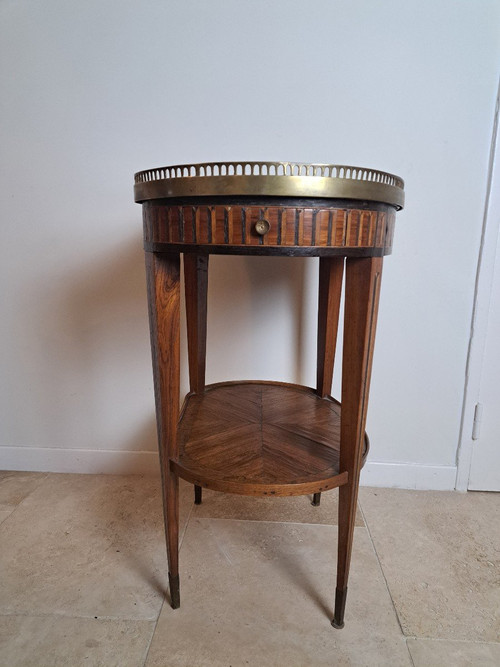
[1,0,499,488]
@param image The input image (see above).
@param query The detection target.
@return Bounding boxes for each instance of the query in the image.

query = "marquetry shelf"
[136,160,404,629]
[173,381,369,497]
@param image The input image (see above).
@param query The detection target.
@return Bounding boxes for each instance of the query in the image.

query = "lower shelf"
[171,381,369,497]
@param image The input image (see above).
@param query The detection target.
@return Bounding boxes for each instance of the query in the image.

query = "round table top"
[134,161,405,210]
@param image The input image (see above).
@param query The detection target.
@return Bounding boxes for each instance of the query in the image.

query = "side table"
[134,161,404,629]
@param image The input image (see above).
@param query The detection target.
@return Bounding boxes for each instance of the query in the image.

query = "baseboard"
[360,461,457,490]
[0,446,161,476]
[1,447,457,490]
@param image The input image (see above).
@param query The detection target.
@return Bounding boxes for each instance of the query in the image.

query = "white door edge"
[456,79,500,491]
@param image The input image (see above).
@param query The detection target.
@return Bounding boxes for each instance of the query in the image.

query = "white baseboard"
[360,461,457,490]
[1,447,457,490]
[0,446,161,476]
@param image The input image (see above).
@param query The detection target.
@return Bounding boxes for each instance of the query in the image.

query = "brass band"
[134,161,405,210]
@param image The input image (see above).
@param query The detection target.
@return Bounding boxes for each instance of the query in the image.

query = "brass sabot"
[134,161,404,209]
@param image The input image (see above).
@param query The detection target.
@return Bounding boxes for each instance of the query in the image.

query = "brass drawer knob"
[254,219,270,236]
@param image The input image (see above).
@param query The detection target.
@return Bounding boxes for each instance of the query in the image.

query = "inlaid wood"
[143,200,396,256]
[171,381,369,497]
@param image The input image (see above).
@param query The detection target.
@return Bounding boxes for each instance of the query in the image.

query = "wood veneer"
[172,381,369,497]
[143,199,396,255]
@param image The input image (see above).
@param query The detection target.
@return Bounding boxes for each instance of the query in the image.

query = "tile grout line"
[179,497,195,548]
[405,638,417,667]
[140,519,189,666]
[2,607,498,648]
[358,499,408,639]
[0,507,17,526]
[141,598,165,667]
[0,472,50,525]
[354,514,416,667]
[0,611,158,622]
[183,515,342,527]
[405,636,500,647]
[141,497,196,666]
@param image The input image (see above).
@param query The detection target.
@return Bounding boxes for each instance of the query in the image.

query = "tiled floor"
[0,472,498,666]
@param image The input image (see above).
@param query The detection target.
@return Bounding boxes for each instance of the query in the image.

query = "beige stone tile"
[0,473,192,620]
[359,487,500,641]
[0,614,155,667]
[407,638,500,667]
[0,471,47,511]
[145,519,411,666]
[192,487,364,525]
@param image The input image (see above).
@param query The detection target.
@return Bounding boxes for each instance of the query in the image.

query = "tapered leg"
[315,257,344,506]
[194,484,202,505]
[184,254,209,506]
[145,251,181,609]
[311,492,321,506]
[316,257,344,399]
[333,256,383,629]
[184,253,209,394]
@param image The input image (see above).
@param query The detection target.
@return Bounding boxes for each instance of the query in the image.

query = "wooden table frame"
[142,197,392,628]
